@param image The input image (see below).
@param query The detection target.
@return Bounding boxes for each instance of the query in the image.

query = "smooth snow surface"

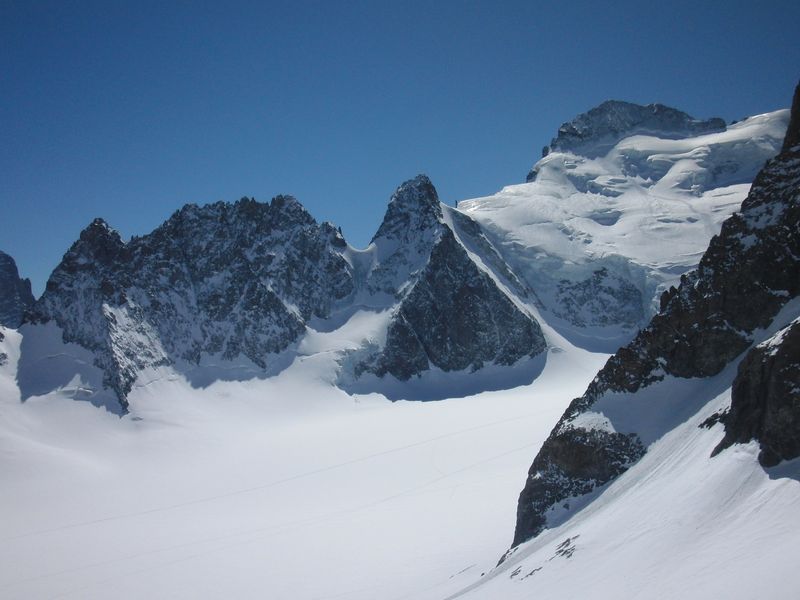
[0,318,607,600]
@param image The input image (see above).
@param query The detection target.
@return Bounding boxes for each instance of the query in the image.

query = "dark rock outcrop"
[0,251,35,328]
[372,229,545,379]
[366,175,444,297]
[553,267,644,329]
[512,82,800,547]
[713,319,800,467]
[357,176,546,381]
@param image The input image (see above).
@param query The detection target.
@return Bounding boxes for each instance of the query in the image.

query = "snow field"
[0,322,607,600]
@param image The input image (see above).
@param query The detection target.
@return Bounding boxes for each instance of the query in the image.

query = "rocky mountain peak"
[544,99,726,159]
[81,218,121,242]
[371,174,443,244]
[0,250,35,328]
[72,218,126,267]
[29,193,356,405]
[269,194,315,227]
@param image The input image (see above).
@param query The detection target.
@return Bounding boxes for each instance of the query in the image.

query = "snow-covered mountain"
[0,251,34,329]
[509,98,800,544]
[535,99,727,165]
[431,83,800,600]
[24,175,548,408]
[459,106,788,350]
[347,175,545,386]
[1,88,798,600]
[20,101,788,408]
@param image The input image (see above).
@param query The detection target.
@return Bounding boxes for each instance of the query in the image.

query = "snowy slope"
[437,369,800,600]
[0,314,607,600]
[459,109,789,349]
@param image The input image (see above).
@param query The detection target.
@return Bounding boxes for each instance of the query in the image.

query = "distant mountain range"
[3,94,790,412]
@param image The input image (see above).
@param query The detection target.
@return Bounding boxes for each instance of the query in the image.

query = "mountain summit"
[533,100,727,169]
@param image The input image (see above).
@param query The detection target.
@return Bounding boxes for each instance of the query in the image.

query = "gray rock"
[366,175,444,298]
[553,268,644,329]
[0,251,35,328]
[0,330,6,366]
[713,319,800,467]
[372,229,545,379]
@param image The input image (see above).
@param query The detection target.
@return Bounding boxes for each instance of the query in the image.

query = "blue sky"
[2,0,799,295]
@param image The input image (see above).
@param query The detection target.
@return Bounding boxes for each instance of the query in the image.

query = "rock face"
[512,83,800,547]
[0,251,35,328]
[357,175,546,380]
[713,319,800,467]
[371,228,545,379]
[536,100,726,166]
[30,197,354,403]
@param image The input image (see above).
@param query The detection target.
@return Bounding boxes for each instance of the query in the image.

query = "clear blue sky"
[2,0,799,295]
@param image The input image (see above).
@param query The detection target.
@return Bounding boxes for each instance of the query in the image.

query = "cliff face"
[712,317,800,467]
[512,82,800,547]
[0,251,35,328]
[369,228,545,380]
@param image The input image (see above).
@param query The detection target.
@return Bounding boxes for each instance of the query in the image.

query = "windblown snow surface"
[1,108,798,599]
